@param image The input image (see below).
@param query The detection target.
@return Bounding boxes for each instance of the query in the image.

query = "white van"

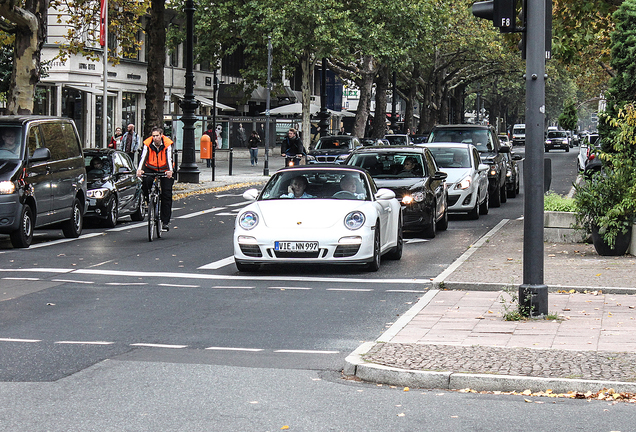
[512,124,525,146]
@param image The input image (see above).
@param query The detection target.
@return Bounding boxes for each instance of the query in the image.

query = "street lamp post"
[264,36,272,176]
[317,58,329,137]
[178,0,200,183]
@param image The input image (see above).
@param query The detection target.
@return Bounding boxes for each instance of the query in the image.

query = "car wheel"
[422,207,436,238]
[385,216,403,260]
[545,148,549,152]
[104,197,118,228]
[507,183,516,198]
[10,205,34,248]
[437,205,448,231]
[479,189,489,215]
[366,225,381,272]
[235,260,260,272]
[566,147,570,153]
[131,194,146,221]
[62,198,83,238]
[468,193,480,220]
[490,183,501,208]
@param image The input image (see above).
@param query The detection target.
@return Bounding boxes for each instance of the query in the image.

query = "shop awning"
[64,84,117,95]
[173,94,236,111]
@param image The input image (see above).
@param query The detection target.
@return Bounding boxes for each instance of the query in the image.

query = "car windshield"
[513,128,525,134]
[429,129,493,152]
[260,169,370,200]
[0,127,23,160]
[548,131,567,138]
[426,147,471,169]
[384,135,409,145]
[315,138,351,150]
[348,152,426,178]
[85,155,112,176]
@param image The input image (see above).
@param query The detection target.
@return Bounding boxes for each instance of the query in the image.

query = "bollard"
[229,147,233,176]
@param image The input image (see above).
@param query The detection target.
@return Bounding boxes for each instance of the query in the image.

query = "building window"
[170,45,179,67]
[221,46,245,78]
[122,93,137,129]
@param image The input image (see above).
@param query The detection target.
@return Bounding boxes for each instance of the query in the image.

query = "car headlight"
[337,154,349,160]
[454,176,471,190]
[0,181,16,195]
[489,166,497,176]
[506,169,512,177]
[306,154,315,161]
[239,211,259,230]
[87,188,108,199]
[344,211,365,230]
[402,191,424,205]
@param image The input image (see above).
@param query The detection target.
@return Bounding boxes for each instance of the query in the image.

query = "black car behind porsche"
[346,146,448,238]
[84,148,145,227]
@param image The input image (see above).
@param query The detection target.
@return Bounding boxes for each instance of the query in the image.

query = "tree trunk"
[352,55,377,138]
[1,0,48,115]
[371,65,389,139]
[144,0,166,139]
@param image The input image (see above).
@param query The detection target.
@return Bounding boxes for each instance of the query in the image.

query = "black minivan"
[0,116,87,248]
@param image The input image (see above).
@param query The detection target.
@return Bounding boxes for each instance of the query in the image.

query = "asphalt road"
[1,146,632,430]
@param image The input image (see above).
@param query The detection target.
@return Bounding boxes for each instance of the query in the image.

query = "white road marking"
[268,287,312,290]
[0,338,41,343]
[386,289,428,293]
[226,202,248,207]
[109,222,146,232]
[211,285,254,289]
[198,256,235,270]
[0,268,72,274]
[274,349,339,354]
[55,341,114,345]
[51,279,94,284]
[177,207,225,219]
[105,282,148,286]
[158,283,201,288]
[326,288,373,292]
[27,232,104,248]
[215,194,244,198]
[215,212,237,216]
[205,347,264,352]
[2,277,41,281]
[130,343,188,349]
[405,238,430,244]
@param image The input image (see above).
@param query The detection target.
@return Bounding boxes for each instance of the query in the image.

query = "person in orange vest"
[136,127,174,231]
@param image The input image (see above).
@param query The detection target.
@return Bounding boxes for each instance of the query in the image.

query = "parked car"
[427,124,509,207]
[383,134,412,146]
[502,150,522,198]
[346,146,448,237]
[0,116,87,248]
[360,138,388,147]
[545,130,570,152]
[233,165,403,272]
[582,133,603,177]
[578,132,600,172]
[306,135,362,164]
[498,134,511,147]
[410,134,429,144]
[83,148,145,227]
[423,143,489,219]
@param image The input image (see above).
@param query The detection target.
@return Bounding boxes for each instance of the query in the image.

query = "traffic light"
[472,0,517,33]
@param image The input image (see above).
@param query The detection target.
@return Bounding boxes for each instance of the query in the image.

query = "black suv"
[427,124,509,207]
[307,135,362,164]
[0,116,87,248]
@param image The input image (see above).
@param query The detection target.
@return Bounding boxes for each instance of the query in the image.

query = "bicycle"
[143,173,165,241]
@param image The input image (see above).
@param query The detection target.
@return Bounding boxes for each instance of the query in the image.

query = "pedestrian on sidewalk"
[120,124,140,164]
[204,126,215,168]
[248,130,261,166]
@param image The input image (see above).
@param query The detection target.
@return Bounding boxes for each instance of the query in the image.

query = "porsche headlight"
[344,211,365,230]
[87,188,108,199]
[454,176,471,190]
[0,181,16,195]
[402,191,424,205]
[239,211,259,230]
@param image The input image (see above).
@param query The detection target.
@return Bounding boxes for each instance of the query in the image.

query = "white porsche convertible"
[233,166,403,272]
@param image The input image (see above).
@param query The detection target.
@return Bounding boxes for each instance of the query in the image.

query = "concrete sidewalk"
[345,219,636,394]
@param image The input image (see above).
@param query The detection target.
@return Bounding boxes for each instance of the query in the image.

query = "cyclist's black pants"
[142,176,174,224]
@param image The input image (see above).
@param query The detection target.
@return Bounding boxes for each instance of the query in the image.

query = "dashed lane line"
[55,341,114,345]
[205,347,264,352]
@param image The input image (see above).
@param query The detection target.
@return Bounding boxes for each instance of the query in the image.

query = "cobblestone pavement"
[364,343,636,383]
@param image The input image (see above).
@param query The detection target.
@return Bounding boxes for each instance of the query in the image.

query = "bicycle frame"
[144,173,165,241]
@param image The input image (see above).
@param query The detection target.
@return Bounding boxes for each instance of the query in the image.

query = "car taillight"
[588,154,595,161]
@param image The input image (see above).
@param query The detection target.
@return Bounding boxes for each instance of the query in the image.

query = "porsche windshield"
[348,152,426,178]
[0,127,23,160]
[260,170,370,200]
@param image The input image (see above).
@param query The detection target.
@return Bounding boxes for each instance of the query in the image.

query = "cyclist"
[136,127,174,231]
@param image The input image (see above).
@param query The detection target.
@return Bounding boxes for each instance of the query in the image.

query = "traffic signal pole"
[519,0,548,316]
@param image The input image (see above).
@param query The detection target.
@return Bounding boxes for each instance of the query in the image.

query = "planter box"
[544,211,588,243]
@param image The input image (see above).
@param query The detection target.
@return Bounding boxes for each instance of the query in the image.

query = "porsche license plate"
[275,241,318,252]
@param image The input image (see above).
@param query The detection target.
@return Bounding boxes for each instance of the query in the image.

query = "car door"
[25,124,54,225]
[473,148,488,199]
[366,173,392,249]
[113,152,137,212]
[40,121,84,221]
[425,150,446,220]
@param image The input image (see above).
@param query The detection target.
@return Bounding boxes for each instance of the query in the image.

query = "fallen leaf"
[403,387,410,392]
[397,413,405,417]
[281,426,290,430]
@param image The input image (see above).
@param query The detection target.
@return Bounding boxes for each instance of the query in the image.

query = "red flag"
[99,0,107,47]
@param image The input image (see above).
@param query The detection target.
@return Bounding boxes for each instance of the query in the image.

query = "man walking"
[121,124,141,164]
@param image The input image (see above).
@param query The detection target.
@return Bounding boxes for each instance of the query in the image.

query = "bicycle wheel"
[148,194,156,242]
[155,197,162,239]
